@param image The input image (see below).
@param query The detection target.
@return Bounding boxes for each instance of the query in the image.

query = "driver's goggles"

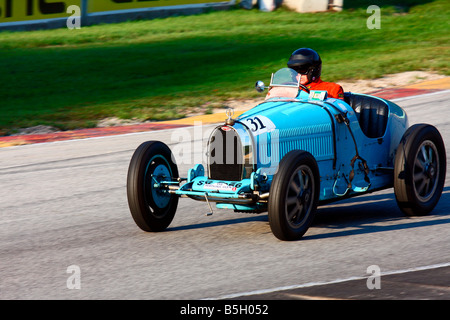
[296,68,310,75]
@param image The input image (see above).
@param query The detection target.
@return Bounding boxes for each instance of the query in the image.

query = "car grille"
[208,126,244,181]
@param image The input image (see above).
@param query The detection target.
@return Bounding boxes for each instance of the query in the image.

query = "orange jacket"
[305,78,344,99]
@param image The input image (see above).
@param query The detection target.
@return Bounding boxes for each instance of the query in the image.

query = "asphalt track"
[1,86,449,301]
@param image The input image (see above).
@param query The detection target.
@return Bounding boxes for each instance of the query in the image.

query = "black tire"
[394,124,446,216]
[127,141,179,231]
[268,150,320,240]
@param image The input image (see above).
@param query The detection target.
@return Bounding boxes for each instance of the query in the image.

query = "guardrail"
[0,0,236,31]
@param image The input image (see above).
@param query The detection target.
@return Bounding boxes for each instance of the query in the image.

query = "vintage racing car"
[126,68,446,240]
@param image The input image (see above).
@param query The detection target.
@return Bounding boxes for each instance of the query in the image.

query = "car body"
[127,68,446,240]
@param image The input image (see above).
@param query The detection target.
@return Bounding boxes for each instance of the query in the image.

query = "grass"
[0,0,448,134]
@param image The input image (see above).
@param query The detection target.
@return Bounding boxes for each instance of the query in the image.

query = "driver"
[287,48,344,99]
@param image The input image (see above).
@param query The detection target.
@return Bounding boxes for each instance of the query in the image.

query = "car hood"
[237,100,333,133]
[236,100,335,165]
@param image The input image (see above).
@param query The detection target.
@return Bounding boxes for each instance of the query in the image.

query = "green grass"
[0,0,448,134]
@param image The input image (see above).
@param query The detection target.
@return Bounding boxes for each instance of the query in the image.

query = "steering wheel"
[281,81,310,94]
[299,84,310,94]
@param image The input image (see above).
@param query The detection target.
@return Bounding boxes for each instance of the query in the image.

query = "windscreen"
[270,68,299,86]
[265,68,300,100]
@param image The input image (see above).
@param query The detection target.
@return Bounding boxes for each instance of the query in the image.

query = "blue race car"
[126,68,446,240]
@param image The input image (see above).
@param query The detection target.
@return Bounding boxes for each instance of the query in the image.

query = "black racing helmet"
[287,48,322,83]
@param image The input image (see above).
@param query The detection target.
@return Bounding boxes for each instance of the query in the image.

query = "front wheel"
[127,141,179,231]
[394,124,446,216]
[268,150,320,241]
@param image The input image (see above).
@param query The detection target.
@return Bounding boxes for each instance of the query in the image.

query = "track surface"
[1,91,449,300]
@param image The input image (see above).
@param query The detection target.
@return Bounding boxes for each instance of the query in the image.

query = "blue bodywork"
[169,71,409,212]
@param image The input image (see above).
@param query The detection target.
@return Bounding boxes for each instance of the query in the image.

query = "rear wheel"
[268,150,320,240]
[127,141,179,231]
[394,124,446,216]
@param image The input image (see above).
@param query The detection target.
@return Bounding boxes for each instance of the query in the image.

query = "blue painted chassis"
[166,90,409,211]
